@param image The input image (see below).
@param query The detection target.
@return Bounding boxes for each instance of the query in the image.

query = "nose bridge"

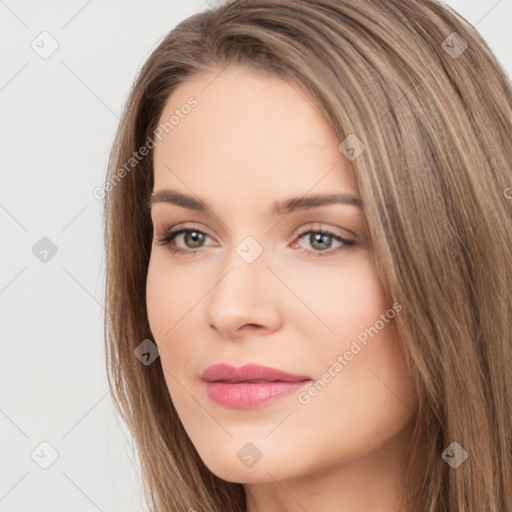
[206,233,280,335]
[213,234,268,306]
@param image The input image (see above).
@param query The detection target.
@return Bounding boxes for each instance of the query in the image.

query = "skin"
[146,65,418,512]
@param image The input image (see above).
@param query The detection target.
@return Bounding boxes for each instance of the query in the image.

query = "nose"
[205,243,283,338]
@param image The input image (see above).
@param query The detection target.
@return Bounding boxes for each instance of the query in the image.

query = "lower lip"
[204,380,311,408]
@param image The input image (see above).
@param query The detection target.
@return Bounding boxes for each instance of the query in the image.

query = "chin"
[196,444,300,484]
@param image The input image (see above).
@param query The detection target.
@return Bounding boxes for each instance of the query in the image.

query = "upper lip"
[200,363,312,383]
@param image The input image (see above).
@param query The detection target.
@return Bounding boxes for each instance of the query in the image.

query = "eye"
[292,225,356,257]
[154,224,215,256]
[154,223,356,258]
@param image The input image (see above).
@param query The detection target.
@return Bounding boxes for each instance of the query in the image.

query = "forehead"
[152,66,358,207]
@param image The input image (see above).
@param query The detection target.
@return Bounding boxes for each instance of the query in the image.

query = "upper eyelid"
[164,222,215,238]
[160,223,354,244]
[156,218,356,234]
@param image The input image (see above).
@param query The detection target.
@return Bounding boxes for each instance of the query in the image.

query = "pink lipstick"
[200,363,312,408]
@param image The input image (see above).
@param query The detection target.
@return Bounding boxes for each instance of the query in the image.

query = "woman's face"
[146,65,417,487]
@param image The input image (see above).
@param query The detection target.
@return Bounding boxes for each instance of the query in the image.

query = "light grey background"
[1,1,510,511]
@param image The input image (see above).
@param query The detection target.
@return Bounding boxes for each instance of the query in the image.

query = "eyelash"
[154,223,356,258]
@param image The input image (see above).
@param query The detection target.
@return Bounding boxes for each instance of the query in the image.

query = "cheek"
[293,255,390,345]
[145,257,198,398]
[145,254,214,387]
[145,254,197,340]
[295,258,414,416]
[146,257,169,339]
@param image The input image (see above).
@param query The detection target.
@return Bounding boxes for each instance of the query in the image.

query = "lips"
[200,363,312,383]
[200,363,313,408]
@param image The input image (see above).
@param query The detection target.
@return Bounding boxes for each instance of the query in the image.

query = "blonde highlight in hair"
[103,1,512,511]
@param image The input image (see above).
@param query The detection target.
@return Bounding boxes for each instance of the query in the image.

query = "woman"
[102,1,512,511]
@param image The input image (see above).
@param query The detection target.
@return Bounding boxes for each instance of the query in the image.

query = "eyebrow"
[147,188,362,215]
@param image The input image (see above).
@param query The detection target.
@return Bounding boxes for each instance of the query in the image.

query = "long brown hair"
[102,1,512,510]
